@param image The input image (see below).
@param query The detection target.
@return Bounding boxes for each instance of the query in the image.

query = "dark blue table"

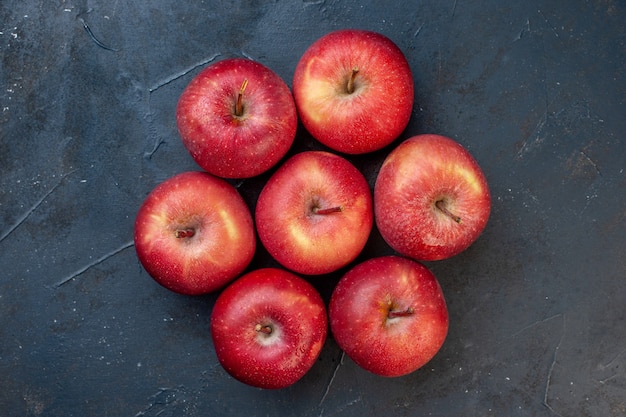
[1,1,625,416]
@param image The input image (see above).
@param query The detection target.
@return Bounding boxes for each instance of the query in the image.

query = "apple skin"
[374,134,491,261]
[255,151,373,275]
[329,256,448,377]
[134,171,256,295]
[176,58,297,178]
[210,268,328,389]
[292,29,414,154]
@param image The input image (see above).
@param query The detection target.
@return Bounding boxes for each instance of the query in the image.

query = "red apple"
[176,58,297,178]
[134,171,256,295]
[374,134,491,261]
[210,268,328,389]
[255,151,373,275]
[292,29,414,154]
[329,256,448,377]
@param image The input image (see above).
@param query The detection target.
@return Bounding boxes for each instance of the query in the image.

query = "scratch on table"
[134,386,185,417]
[516,111,547,159]
[241,50,257,61]
[143,139,164,160]
[538,9,560,38]
[143,125,164,160]
[303,0,326,7]
[53,240,134,287]
[144,52,221,159]
[599,348,626,370]
[413,23,424,38]
[543,314,566,417]
[319,351,345,408]
[579,150,601,176]
[513,18,531,42]
[451,0,458,18]
[594,348,626,384]
[148,53,221,93]
[0,170,77,244]
[78,17,119,51]
[509,313,562,339]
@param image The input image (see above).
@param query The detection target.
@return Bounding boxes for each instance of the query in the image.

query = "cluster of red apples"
[134,29,491,389]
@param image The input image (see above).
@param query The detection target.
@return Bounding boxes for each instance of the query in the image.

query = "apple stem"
[235,79,248,117]
[346,67,359,94]
[388,307,414,318]
[175,229,196,238]
[313,206,343,215]
[255,323,272,335]
[435,200,462,224]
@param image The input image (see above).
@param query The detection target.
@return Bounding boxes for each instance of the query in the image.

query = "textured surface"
[1,1,625,416]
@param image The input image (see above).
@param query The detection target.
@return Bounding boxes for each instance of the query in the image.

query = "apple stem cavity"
[388,307,414,319]
[435,199,462,224]
[235,79,249,117]
[255,323,273,335]
[313,206,343,215]
[175,229,196,238]
[346,67,359,94]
